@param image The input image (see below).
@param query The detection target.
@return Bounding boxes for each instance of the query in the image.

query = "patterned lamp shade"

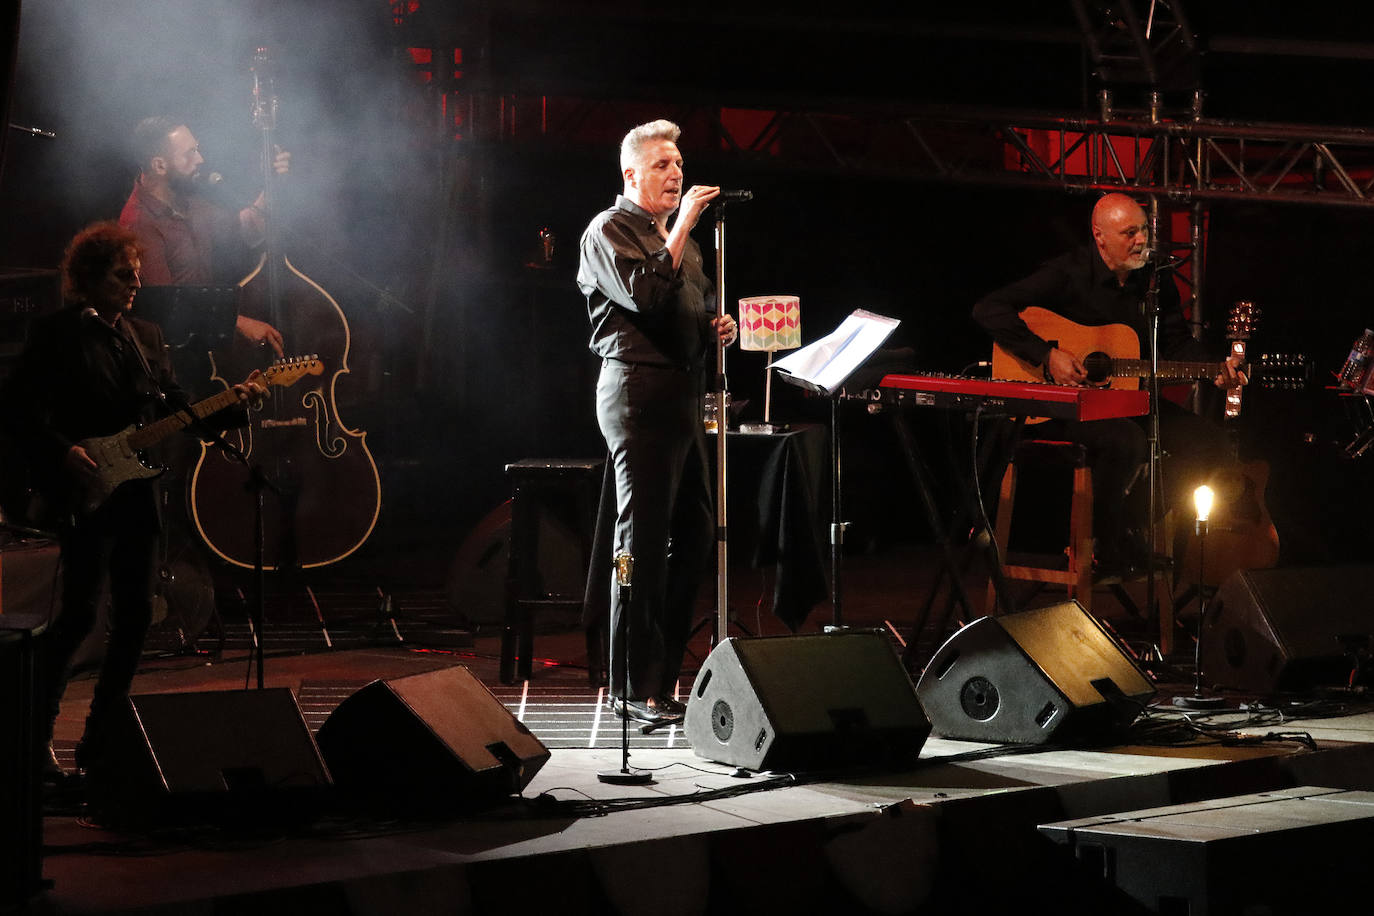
[738,295,801,352]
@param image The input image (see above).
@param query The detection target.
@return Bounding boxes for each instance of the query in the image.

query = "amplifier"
[0,269,60,381]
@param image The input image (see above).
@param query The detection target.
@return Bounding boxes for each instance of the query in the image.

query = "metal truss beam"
[681,104,1374,211]
[1070,0,1199,91]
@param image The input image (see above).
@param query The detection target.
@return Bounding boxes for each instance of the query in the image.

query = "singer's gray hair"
[620,119,681,173]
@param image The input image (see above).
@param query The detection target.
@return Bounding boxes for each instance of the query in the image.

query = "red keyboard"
[857,374,1150,421]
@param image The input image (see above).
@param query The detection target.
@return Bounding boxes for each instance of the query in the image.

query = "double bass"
[191,49,380,570]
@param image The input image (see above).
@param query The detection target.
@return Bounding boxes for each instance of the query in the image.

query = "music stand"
[773,310,901,628]
[131,285,238,351]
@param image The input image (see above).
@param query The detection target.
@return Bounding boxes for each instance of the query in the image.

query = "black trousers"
[596,361,713,700]
[41,483,158,754]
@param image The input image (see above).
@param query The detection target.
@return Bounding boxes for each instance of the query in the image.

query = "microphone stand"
[712,200,732,645]
[599,552,653,785]
[121,316,278,687]
[1143,250,1165,656]
[160,390,277,690]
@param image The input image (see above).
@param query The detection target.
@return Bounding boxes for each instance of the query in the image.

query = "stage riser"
[1041,787,1374,914]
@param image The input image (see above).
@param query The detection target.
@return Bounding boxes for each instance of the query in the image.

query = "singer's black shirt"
[973,243,1207,368]
[577,195,714,368]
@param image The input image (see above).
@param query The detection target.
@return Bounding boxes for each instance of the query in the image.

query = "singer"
[973,192,1246,579]
[118,116,287,356]
[576,119,737,726]
[0,223,266,784]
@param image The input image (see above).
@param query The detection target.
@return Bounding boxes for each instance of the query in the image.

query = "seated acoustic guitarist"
[972,192,1246,579]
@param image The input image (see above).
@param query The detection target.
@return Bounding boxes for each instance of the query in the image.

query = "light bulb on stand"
[1193,484,1214,533]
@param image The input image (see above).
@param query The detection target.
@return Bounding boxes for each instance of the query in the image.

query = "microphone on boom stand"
[712,189,754,204]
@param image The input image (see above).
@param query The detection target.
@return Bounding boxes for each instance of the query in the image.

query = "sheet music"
[770,309,901,395]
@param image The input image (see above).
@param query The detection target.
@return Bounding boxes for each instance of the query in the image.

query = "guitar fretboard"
[127,388,246,452]
[1107,358,1226,381]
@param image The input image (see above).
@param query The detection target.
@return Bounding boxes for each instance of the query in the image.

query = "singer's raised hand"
[679,185,719,228]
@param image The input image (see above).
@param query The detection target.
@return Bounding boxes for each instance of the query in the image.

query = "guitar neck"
[1112,358,1225,381]
[127,388,241,451]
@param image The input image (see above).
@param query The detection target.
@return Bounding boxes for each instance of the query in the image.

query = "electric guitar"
[73,357,322,515]
[990,306,1310,396]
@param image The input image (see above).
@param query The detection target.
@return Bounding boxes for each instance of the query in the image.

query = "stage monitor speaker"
[1200,565,1374,694]
[915,601,1156,745]
[684,631,929,772]
[316,665,549,812]
[95,688,331,825]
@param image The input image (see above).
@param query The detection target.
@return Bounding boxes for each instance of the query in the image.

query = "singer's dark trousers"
[596,361,713,701]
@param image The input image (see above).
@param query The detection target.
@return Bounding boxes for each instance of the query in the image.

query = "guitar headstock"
[1254,353,1312,390]
[263,356,324,389]
[1226,300,1258,342]
[1225,301,1259,419]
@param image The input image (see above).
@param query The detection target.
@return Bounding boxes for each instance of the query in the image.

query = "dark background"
[4,1,1373,578]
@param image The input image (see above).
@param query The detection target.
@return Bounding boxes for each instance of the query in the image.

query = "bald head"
[1091,193,1150,278]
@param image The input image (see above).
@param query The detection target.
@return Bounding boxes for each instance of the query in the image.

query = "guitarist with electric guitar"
[0,223,270,783]
[973,192,1248,579]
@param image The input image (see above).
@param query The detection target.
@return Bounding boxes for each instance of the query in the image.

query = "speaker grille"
[710,699,734,742]
[960,676,1000,720]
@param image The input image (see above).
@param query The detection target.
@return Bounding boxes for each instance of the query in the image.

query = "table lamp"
[738,295,801,434]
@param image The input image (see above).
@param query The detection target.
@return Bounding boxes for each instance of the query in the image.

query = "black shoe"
[609,696,684,726]
[654,695,687,717]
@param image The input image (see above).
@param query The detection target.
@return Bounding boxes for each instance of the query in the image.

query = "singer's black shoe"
[609,696,684,726]
[654,695,687,717]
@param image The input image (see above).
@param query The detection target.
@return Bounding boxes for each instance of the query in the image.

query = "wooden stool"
[986,440,1175,656]
[501,458,603,684]
[987,439,1095,615]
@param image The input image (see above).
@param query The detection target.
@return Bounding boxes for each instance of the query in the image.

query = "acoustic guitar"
[990,306,1309,399]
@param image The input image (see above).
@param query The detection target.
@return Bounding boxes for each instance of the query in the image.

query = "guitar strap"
[116,319,198,429]
[117,318,160,388]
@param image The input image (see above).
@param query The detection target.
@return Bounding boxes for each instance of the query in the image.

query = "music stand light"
[738,295,801,434]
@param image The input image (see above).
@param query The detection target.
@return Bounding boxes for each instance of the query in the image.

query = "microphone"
[1143,246,1184,269]
[199,170,243,209]
[716,189,753,202]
